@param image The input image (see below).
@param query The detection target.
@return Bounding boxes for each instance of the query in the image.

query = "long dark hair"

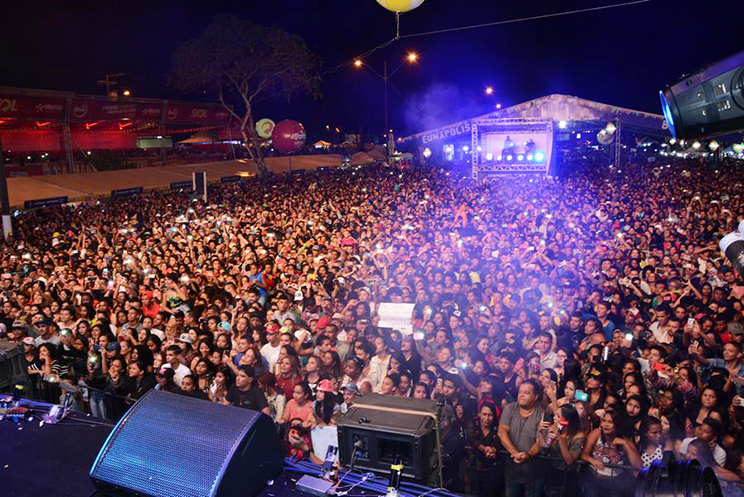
[315,390,337,424]
[560,403,582,438]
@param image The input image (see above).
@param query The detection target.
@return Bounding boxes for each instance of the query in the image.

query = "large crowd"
[1,157,744,497]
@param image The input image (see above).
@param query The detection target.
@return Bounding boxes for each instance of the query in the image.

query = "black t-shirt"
[226,384,269,411]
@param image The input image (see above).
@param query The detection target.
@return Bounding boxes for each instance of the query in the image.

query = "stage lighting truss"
[470,117,553,179]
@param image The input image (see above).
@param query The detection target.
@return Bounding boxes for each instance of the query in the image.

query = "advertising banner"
[164,103,230,124]
[24,196,68,209]
[0,94,66,120]
[170,180,193,191]
[111,187,144,198]
[69,99,163,122]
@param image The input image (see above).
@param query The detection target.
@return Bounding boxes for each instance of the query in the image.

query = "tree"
[171,15,321,179]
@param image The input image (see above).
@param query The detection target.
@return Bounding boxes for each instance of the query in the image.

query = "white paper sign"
[311,425,338,461]
[377,302,415,334]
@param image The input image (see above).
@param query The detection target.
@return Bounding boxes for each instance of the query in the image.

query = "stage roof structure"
[400,94,670,145]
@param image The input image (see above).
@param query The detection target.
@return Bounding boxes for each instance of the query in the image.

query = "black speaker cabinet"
[90,390,283,497]
[0,342,27,392]
[337,393,438,481]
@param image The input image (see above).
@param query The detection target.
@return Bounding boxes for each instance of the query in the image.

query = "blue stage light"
[527,154,533,161]
[659,91,677,138]
[462,145,470,153]
[497,155,503,161]
[535,152,545,162]
[517,154,524,161]
[485,153,493,161]
[506,155,513,161]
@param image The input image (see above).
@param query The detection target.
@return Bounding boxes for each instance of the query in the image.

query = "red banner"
[69,99,164,122]
[164,103,230,124]
[0,130,62,152]
[0,94,67,119]
[70,130,136,149]
[0,93,229,124]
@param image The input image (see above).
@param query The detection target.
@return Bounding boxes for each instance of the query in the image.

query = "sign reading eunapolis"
[421,122,472,144]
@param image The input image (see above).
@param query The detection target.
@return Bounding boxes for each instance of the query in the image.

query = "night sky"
[3,0,741,138]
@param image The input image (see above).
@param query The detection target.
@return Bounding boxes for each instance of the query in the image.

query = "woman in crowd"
[258,370,286,423]
[209,365,233,404]
[468,400,501,497]
[638,416,673,469]
[282,382,314,427]
[275,355,302,400]
[582,409,642,497]
[540,403,586,497]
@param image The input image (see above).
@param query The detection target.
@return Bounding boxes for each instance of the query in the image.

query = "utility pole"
[97,73,124,97]
[384,61,389,138]
[0,137,12,240]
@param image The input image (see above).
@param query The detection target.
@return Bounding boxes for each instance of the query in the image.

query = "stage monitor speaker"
[0,342,27,392]
[90,390,283,497]
[337,393,438,481]
[660,49,744,140]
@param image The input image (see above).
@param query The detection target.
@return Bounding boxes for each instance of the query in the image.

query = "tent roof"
[401,94,669,143]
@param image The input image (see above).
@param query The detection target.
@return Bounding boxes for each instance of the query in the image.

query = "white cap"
[738,219,744,236]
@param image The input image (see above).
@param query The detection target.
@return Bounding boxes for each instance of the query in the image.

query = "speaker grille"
[91,391,261,497]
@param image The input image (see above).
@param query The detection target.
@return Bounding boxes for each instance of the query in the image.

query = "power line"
[399,0,651,39]
[322,37,397,76]
[321,1,650,78]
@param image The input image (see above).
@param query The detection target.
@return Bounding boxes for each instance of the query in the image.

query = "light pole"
[354,53,418,154]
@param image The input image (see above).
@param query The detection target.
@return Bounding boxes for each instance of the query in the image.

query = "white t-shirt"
[679,437,726,466]
[260,342,282,370]
[172,363,191,388]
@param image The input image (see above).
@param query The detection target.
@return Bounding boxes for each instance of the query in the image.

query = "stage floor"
[0,411,114,497]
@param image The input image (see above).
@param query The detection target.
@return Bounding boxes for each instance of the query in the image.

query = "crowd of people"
[1,156,744,496]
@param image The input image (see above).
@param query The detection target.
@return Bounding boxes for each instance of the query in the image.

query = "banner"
[69,99,162,122]
[24,196,68,209]
[170,180,193,190]
[111,187,143,198]
[220,175,242,183]
[164,103,230,124]
[377,302,415,334]
[0,94,67,120]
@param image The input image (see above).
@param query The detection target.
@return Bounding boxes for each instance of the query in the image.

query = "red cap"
[316,316,331,329]
[317,379,334,393]
[266,323,280,334]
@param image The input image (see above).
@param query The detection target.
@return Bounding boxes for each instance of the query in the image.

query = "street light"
[485,86,494,95]
[122,89,131,97]
[353,52,419,143]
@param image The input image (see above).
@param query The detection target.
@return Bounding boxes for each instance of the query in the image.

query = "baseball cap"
[316,316,331,329]
[12,320,26,329]
[727,322,744,336]
[317,379,335,393]
[36,318,54,326]
[178,333,193,344]
[341,383,361,396]
[142,291,154,299]
[22,337,34,346]
[294,290,304,302]
[266,322,280,334]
